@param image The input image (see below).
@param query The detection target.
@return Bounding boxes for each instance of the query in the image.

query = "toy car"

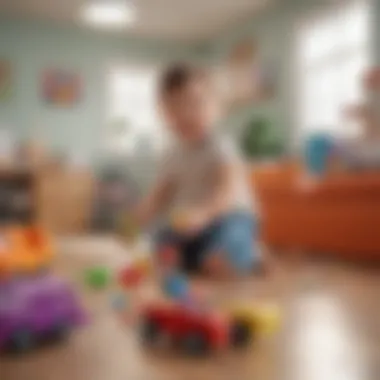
[0,226,54,276]
[0,273,86,353]
[140,302,229,355]
[119,266,145,288]
[229,303,280,347]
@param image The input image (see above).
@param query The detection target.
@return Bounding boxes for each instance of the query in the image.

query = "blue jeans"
[155,212,259,274]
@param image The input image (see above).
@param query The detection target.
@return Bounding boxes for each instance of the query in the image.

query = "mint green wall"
[0,20,195,162]
[1,1,378,162]
[372,0,380,63]
[204,1,298,146]
[215,6,291,144]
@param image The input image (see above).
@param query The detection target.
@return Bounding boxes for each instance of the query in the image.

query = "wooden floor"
[1,237,380,380]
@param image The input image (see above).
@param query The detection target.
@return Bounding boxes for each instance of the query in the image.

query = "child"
[135,63,260,277]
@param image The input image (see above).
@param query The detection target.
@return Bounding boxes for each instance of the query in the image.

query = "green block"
[85,267,111,289]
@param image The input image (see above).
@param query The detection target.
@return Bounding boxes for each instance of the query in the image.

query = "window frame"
[105,63,164,156]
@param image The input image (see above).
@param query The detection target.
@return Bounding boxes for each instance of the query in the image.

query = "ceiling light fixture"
[80,0,136,29]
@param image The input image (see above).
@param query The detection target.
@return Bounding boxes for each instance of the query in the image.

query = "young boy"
[136,63,259,277]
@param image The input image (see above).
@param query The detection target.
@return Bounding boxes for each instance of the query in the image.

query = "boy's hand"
[185,208,210,235]
[171,207,210,235]
[133,204,151,228]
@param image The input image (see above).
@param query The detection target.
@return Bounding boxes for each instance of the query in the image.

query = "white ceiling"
[0,0,269,42]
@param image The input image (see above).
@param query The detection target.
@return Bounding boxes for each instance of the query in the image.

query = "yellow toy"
[228,303,281,347]
[0,226,54,276]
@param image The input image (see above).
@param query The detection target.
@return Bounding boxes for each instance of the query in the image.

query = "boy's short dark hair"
[158,62,210,97]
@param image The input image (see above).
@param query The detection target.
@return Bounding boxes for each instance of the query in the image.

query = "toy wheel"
[231,321,252,348]
[181,332,208,356]
[141,317,160,345]
[50,320,71,342]
[9,329,35,353]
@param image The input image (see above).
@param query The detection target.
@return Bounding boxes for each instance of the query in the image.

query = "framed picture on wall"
[223,39,277,109]
[42,69,81,106]
[0,60,12,102]
[226,39,259,106]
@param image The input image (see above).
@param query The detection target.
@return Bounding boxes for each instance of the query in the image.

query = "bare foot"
[253,242,278,277]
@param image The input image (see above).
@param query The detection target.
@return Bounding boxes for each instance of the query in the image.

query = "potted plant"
[240,117,284,161]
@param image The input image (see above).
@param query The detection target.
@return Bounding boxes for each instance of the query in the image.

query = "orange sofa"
[251,161,380,261]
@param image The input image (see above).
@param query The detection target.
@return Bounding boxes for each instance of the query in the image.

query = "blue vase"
[304,133,334,175]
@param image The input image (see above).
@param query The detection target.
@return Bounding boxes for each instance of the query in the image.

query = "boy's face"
[160,79,221,142]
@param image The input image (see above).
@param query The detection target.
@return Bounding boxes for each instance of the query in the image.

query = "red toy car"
[119,266,145,288]
[118,258,150,288]
[140,302,229,355]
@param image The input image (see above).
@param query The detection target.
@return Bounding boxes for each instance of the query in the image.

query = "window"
[297,1,370,139]
[107,66,165,156]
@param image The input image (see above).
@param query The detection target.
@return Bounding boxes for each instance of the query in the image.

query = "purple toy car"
[0,274,86,353]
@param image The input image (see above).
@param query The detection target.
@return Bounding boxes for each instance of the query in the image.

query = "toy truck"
[229,303,280,347]
[140,302,230,355]
[0,274,85,353]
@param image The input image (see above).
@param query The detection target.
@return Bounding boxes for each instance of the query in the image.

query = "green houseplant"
[240,117,284,160]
